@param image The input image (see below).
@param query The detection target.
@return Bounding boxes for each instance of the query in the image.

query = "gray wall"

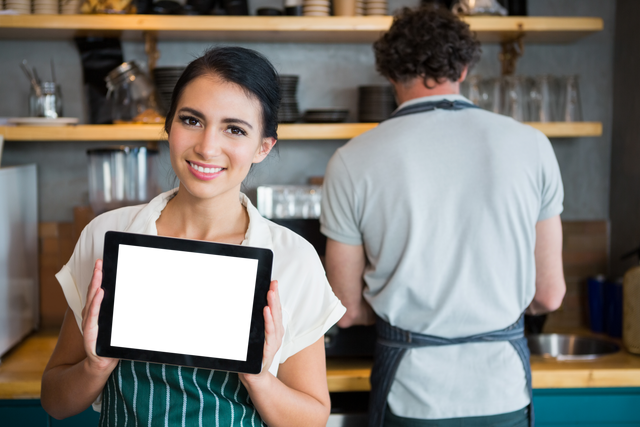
[0,0,615,224]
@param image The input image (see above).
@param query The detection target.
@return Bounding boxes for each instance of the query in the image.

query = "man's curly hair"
[373,5,481,88]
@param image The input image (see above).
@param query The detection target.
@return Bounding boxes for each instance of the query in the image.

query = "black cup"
[223,0,248,15]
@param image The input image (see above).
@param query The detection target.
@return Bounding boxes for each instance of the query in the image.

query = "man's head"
[373,5,481,89]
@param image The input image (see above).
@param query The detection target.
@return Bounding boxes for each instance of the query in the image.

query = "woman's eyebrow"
[177,107,206,120]
[222,118,254,130]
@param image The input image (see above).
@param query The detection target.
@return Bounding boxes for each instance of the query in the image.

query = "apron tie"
[369,315,533,427]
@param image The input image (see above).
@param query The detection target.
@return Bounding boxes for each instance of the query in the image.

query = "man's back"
[321,94,564,418]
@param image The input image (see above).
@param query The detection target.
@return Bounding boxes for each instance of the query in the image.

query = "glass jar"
[105,62,160,124]
[29,82,63,118]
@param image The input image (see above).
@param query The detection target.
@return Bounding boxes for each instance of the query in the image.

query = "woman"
[41,47,346,426]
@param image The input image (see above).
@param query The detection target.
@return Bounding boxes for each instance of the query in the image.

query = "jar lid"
[87,145,159,155]
[105,61,141,83]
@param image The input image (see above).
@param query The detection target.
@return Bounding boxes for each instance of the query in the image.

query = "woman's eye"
[226,126,247,136]
[179,115,201,127]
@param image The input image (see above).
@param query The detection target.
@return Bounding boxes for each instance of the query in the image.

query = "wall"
[0,0,616,227]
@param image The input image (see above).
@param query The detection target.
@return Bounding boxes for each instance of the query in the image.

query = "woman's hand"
[239,280,283,387]
[81,259,118,374]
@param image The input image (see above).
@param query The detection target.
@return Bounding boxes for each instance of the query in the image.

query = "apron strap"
[369,315,533,427]
[387,99,480,121]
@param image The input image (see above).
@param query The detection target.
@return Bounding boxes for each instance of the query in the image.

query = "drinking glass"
[528,75,557,122]
[502,75,526,121]
[559,75,583,122]
[466,75,483,107]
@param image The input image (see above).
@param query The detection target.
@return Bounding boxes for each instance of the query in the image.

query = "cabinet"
[0,15,604,141]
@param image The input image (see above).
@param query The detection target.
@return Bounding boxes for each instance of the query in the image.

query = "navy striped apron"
[369,99,533,427]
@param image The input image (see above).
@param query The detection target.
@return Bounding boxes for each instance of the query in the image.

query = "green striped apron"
[99,360,265,427]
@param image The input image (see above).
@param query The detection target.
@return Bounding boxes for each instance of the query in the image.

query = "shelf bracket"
[499,27,525,76]
[144,31,160,73]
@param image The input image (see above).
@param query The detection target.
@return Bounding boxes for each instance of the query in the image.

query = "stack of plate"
[5,0,32,13]
[358,85,396,122]
[355,0,364,15]
[59,0,81,13]
[152,66,186,116]
[303,0,330,16]
[278,75,300,123]
[303,109,349,123]
[33,0,58,13]
[365,0,386,15]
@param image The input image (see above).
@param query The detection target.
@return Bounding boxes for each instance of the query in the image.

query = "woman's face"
[168,74,275,202]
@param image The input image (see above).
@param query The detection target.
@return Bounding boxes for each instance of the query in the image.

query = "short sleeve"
[537,133,564,221]
[55,224,97,332]
[320,150,363,245]
[275,237,346,363]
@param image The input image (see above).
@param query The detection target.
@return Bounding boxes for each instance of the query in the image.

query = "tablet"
[96,231,273,374]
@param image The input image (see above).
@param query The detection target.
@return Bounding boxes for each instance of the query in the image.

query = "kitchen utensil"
[501,75,526,121]
[152,66,186,115]
[29,81,63,118]
[528,74,557,122]
[559,75,583,122]
[604,279,623,338]
[588,275,606,333]
[257,7,283,15]
[223,0,248,15]
[358,85,396,122]
[504,0,526,15]
[278,75,300,123]
[20,60,41,98]
[106,61,160,123]
[452,0,506,15]
[303,109,349,123]
[87,146,160,215]
[257,185,322,219]
[527,334,619,360]
[333,0,355,15]
[7,117,79,126]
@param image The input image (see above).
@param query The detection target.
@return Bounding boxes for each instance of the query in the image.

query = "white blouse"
[56,188,345,377]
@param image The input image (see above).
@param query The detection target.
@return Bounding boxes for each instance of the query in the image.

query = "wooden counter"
[3,330,640,399]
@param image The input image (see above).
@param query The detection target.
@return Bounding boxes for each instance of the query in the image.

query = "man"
[320,5,566,427]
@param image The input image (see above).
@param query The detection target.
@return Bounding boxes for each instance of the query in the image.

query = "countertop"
[2,330,640,399]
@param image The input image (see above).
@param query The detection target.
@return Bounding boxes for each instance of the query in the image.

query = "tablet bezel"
[96,231,272,374]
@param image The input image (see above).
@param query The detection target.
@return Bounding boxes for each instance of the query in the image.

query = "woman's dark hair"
[164,46,281,140]
[373,5,481,88]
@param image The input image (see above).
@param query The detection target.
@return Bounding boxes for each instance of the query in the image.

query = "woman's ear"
[253,137,277,164]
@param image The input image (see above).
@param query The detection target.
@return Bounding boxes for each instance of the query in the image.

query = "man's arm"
[528,215,566,314]
[324,238,375,327]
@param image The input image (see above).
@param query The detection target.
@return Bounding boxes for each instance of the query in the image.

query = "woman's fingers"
[82,259,103,322]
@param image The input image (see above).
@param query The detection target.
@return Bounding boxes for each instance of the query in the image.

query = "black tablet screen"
[111,244,258,362]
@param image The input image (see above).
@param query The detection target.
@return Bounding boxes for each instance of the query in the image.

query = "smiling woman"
[40,47,346,427]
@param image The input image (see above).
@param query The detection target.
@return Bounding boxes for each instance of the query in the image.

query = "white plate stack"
[5,0,31,13]
[59,0,81,13]
[303,0,330,16]
[355,0,364,15]
[365,0,386,15]
[33,0,58,13]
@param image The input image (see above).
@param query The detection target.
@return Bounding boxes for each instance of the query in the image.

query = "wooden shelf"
[0,15,603,43]
[0,122,602,141]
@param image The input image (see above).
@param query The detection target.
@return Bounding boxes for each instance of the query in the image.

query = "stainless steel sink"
[527,334,620,360]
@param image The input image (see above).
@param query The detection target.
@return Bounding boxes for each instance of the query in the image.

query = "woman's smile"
[187,160,225,181]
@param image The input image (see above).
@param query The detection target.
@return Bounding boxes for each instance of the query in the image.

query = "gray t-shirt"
[320,94,564,419]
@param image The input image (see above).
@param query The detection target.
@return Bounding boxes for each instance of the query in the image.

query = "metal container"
[87,146,160,215]
[527,334,620,361]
